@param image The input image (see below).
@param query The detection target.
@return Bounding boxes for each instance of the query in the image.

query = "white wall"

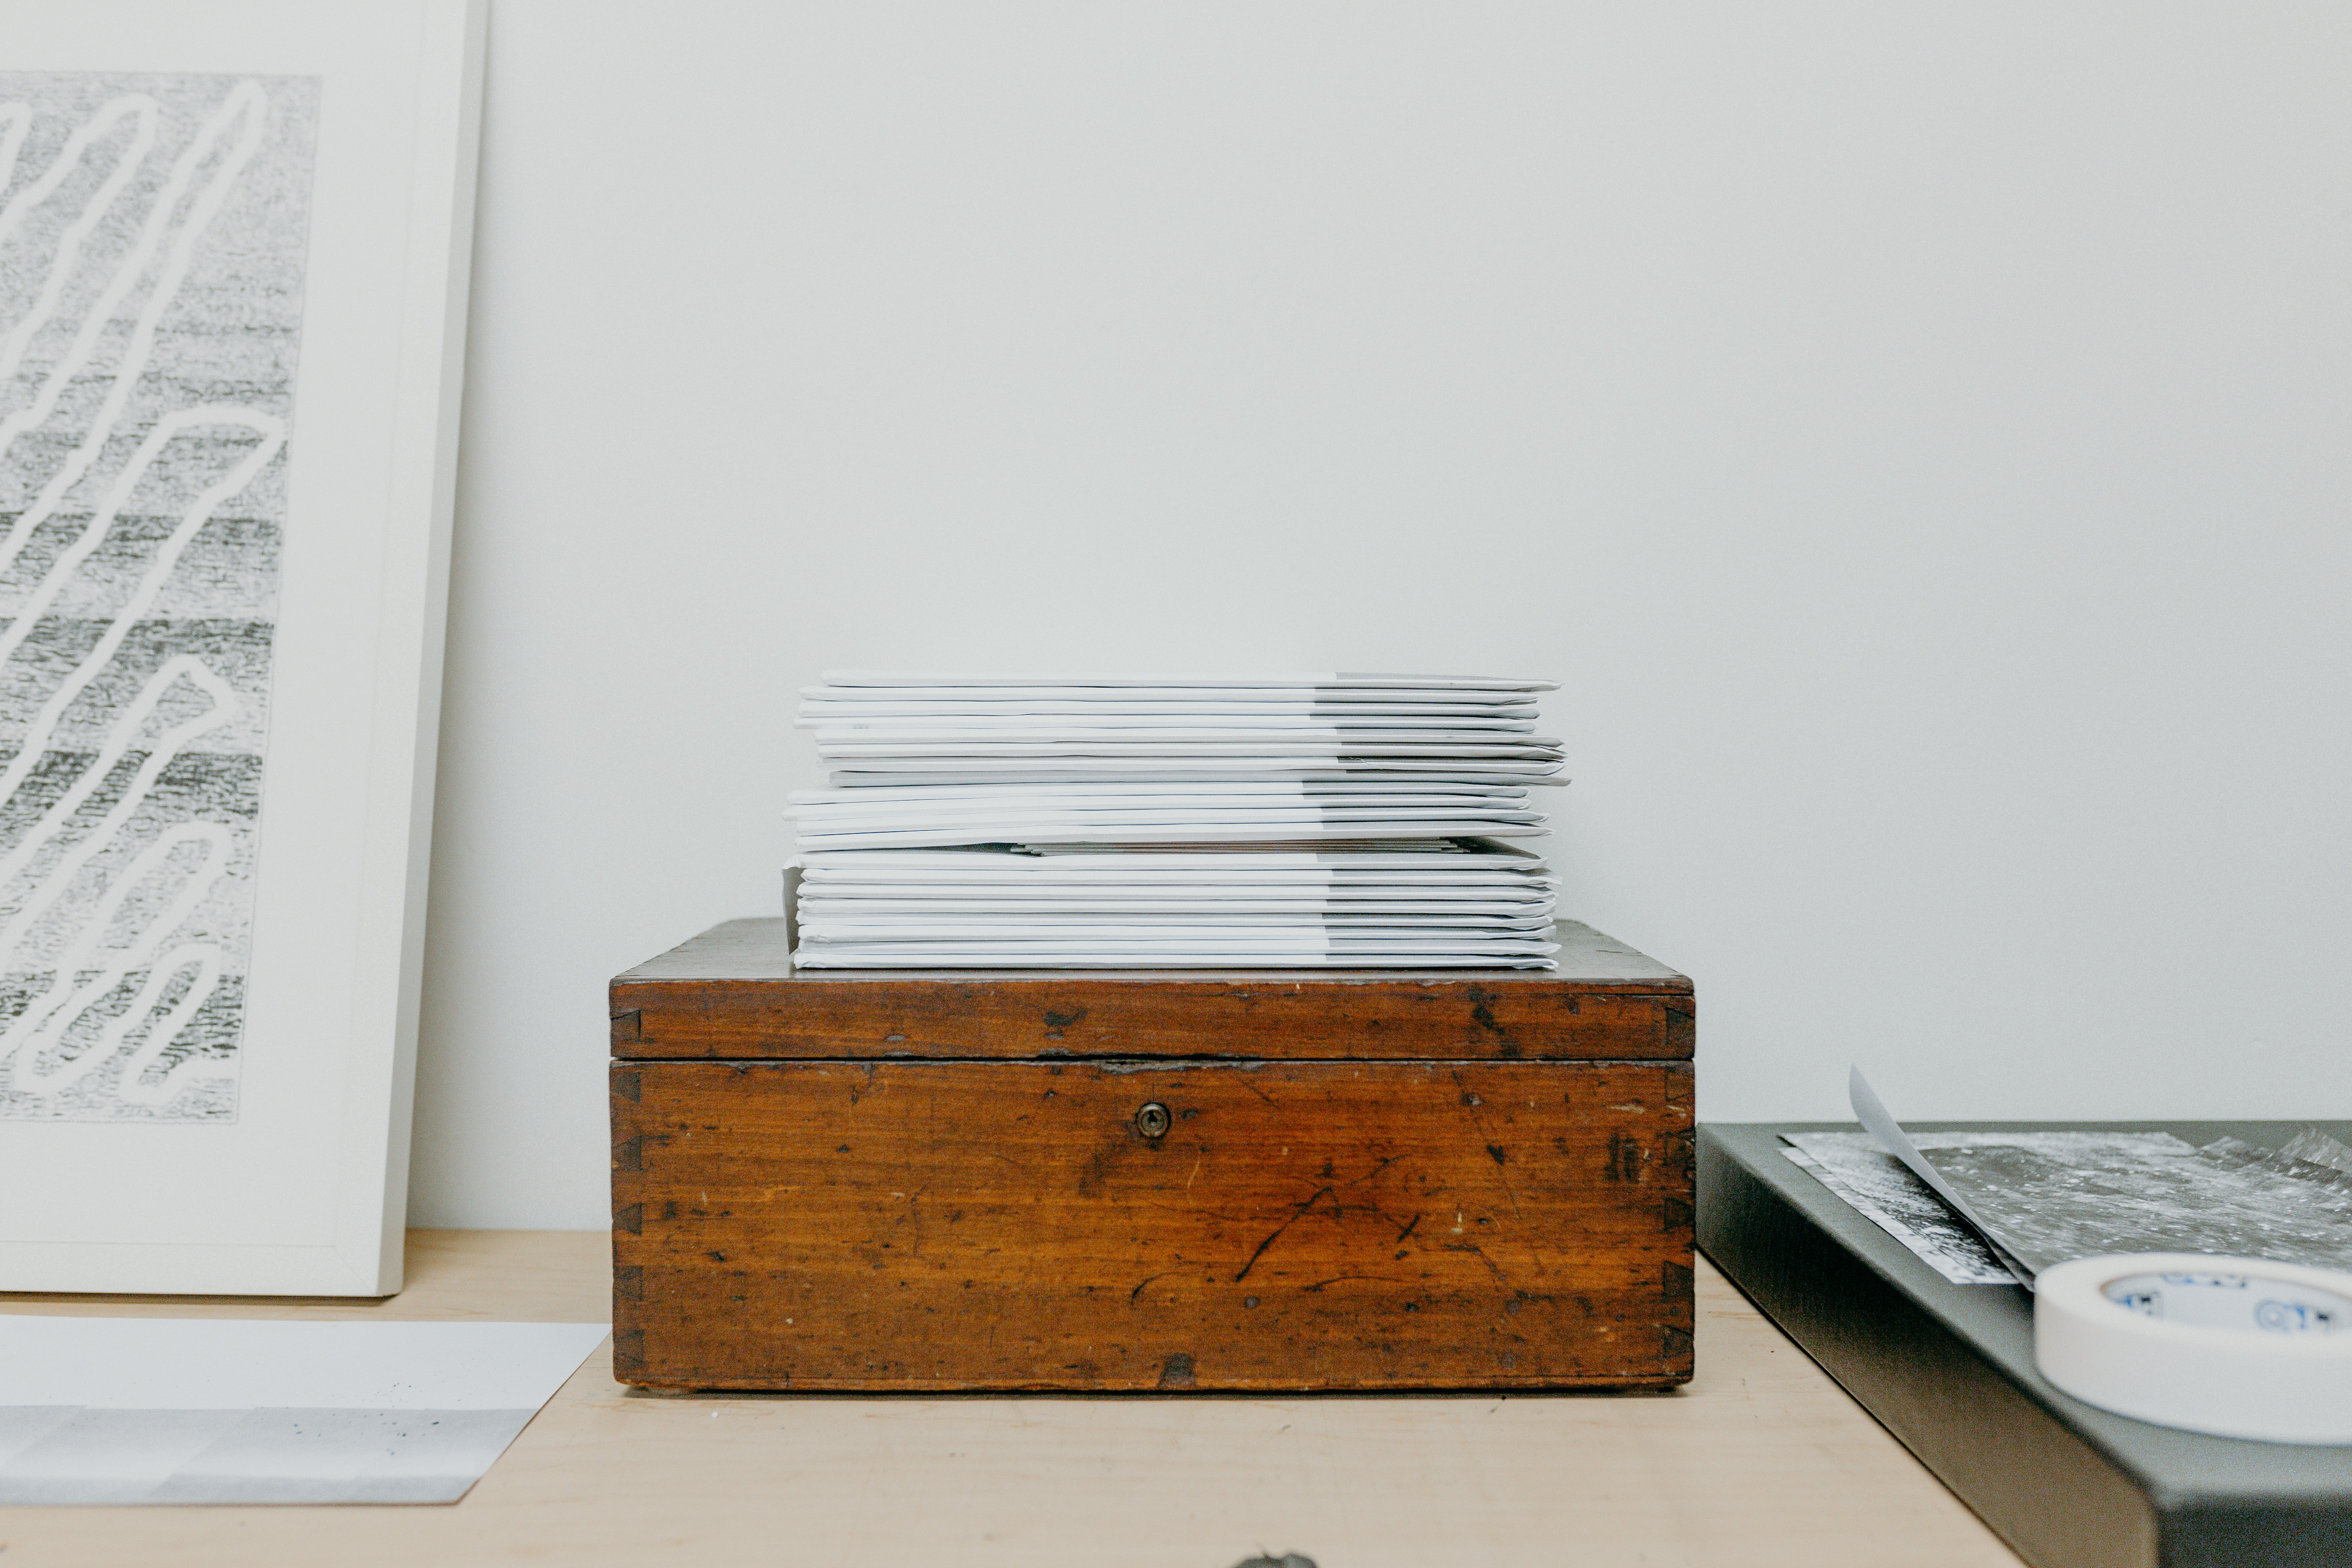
[411,0,2352,1228]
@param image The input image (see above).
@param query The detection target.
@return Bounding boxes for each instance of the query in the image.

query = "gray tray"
[1700,1121,2352,1568]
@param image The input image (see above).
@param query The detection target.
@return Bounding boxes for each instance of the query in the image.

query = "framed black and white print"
[0,1,484,1293]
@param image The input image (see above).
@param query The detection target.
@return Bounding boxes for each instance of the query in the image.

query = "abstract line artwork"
[0,74,318,1123]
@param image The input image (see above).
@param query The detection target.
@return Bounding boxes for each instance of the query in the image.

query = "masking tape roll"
[2034,1253,2352,1444]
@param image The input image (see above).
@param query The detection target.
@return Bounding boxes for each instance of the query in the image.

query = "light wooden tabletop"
[0,1230,2021,1568]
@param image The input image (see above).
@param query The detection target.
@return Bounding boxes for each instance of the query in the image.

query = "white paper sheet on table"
[825,761,1568,782]
[804,925,1553,939]
[0,1317,608,1504]
[799,865,1552,885]
[798,824,1549,850]
[802,927,1556,944]
[794,799,1547,818]
[816,743,1563,760]
[802,698,1545,714]
[804,884,1551,897]
[802,880,1553,894]
[790,674,1568,971]
[811,728,1560,746]
[814,671,1559,692]
[794,949,1562,968]
[801,901,1555,918]
[794,790,1541,809]
[797,843,1549,871]
[803,713,1543,729]
[790,782,1537,801]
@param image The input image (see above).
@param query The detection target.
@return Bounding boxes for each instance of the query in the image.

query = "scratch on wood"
[1235,1185,1333,1283]
[1300,1275,1402,1292]
[1441,1239,1507,1281]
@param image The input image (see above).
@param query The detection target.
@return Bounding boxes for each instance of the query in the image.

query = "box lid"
[610,918,1691,1062]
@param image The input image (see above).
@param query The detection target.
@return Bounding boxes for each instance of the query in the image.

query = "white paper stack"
[787,673,1565,968]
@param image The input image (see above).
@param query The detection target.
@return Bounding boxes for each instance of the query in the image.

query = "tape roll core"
[2035,1253,2352,1445]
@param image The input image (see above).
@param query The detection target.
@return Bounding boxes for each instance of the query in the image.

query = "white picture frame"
[0,0,486,1294]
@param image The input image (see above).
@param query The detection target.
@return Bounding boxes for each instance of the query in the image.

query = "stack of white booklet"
[787,673,1565,968]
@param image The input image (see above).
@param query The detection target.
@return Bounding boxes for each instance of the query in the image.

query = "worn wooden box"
[609,918,1694,1392]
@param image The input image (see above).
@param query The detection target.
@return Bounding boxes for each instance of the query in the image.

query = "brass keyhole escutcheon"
[1135,1102,1171,1139]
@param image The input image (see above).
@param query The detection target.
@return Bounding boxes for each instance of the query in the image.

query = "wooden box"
[609,918,1694,1392]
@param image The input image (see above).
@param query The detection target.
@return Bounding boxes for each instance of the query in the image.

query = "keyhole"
[1135,1102,1171,1139]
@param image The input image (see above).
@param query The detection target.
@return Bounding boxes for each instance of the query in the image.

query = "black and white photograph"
[0,72,316,1124]
[0,0,481,1302]
[1786,1128,2352,1287]
[1909,1130,2352,1280]
[1780,1136,2015,1285]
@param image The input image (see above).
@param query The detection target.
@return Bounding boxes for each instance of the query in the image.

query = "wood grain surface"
[610,918,1695,1061]
[612,1058,1693,1391]
[0,1231,2024,1568]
